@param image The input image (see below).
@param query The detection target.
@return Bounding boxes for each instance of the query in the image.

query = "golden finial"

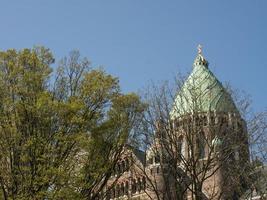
[197,44,202,54]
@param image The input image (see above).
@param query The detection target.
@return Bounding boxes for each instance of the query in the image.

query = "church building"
[104,47,250,200]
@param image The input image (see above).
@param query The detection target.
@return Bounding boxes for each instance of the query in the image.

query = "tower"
[169,46,250,199]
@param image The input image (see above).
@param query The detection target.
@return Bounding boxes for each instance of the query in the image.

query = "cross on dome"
[197,44,202,54]
[193,44,209,68]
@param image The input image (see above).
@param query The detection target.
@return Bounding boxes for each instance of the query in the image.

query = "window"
[120,183,124,196]
[119,164,123,174]
[115,165,119,175]
[125,159,130,171]
[220,116,228,127]
[125,181,129,195]
[212,136,222,151]
[121,161,125,173]
[132,179,136,194]
[137,178,141,192]
[155,154,160,163]
[196,116,201,126]
[197,133,205,159]
[111,188,115,199]
[142,177,146,190]
[106,190,111,200]
[148,157,153,165]
[116,185,120,198]
[176,120,180,128]
[203,115,207,126]
[177,137,183,156]
[210,115,215,125]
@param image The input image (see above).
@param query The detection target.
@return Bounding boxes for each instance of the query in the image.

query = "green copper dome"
[170,49,238,119]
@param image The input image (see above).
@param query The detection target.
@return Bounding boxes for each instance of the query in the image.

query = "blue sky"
[0,1,266,111]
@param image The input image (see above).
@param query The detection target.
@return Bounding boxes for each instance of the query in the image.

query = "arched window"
[106,190,111,200]
[121,163,124,173]
[176,120,179,128]
[210,115,215,125]
[115,164,119,175]
[148,157,153,165]
[137,177,141,192]
[118,163,122,174]
[122,163,125,172]
[142,176,146,190]
[115,185,120,198]
[203,115,207,126]
[125,159,130,171]
[132,179,136,194]
[111,188,115,199]
[197,133,205,159]
[177,137,183,155]
[120,183,124,196]
[140,177,144,191]
[155,154,160,163]
[220,116,228,127]
[196,116,201,126]
[125,181,129,195]
[177,136,185,160]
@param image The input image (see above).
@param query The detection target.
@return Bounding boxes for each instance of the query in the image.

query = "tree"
[0,47,146,200]
[226,86,267,200]
[80,93,146,200]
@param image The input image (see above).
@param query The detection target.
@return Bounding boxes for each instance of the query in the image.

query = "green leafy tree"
[0,48,145,200]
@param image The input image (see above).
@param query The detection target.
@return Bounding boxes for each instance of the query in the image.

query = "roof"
[132,148,146,164]
[170,51,238,119]
[125,144,146,164]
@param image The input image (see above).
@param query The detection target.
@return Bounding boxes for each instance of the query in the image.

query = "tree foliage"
[0,47,145,200]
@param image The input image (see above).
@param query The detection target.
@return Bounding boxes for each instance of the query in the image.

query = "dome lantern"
[193,44,209,68]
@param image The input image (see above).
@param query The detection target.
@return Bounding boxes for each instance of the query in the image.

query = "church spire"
[193,44,209,68]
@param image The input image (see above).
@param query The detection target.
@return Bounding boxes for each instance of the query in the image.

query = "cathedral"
[103,47,251,200]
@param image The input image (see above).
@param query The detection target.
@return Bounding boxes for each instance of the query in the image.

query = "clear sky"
[0,1,266,111]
